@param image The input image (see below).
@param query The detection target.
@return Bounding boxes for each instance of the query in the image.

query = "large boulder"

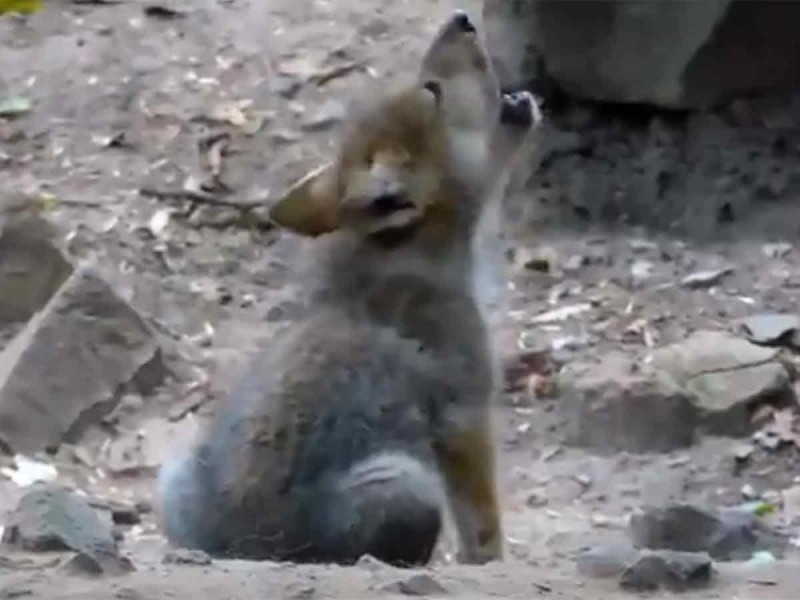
[0,206,165,455]
[0,265,162,454]
[483,0,800,110]
[559,332,795,455]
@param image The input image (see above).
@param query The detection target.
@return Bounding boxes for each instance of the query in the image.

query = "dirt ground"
[1,0,800,598]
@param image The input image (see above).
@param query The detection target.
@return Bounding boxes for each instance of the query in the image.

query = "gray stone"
[2,483,133,575]
[652,330,793,436]
[629,259,654,287]
[762,243,792,259]
[576,542,638,579]
[0,580,34,599]
[0,215,73,325]
[483,0,800,110]
[620,550,713,592]
[381,574,448,596]
[629,503,788,561]
[163,548,212,566]
[356,554,390,571]
[0,267,162,454]
[285,584,316,600]
[560,353,697,454]
[743,550,777,569]
[87,498,141,526]
[2,483,115,552]
[740,314,800,348]
[64,550,135,577]
[782,485,800,527]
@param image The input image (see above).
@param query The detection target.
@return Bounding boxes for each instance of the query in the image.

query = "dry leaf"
[278,56,321,80]
[771,409,800,447]
[199,132,230,181]
[0,0,42,14]
[310,60,367,86]
[147,208,171,237]
[0,95,32,117]
[209,101,247,127]
[529,303,592,325]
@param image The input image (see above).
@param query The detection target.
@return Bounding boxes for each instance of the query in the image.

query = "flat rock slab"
[652,330,793,436]
[561,353,697,453]
[0,266,161,454]
[2,483,133,575]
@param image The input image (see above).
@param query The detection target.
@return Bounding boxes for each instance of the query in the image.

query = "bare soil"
[1,1,799,598]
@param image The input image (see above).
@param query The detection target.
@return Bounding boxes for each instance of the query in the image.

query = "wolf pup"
[158,10,541,567]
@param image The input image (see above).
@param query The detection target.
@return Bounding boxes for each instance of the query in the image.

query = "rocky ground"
[1,1,800,598]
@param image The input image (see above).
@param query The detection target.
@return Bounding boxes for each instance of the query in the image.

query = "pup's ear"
[269,163,341,237]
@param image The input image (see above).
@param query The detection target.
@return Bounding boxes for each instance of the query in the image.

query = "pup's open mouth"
[369,193,416,218]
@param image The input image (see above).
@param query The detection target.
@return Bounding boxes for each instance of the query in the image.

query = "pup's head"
[418,11,542,196]
[418,10,502,133]
[269,84,450,240]
[269,11,542,243]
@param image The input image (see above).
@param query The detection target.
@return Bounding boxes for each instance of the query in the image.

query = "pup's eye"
[422,80,442,104]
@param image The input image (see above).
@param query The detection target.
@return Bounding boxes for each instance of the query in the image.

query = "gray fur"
[159,11,540,566]
[159,304,489,564]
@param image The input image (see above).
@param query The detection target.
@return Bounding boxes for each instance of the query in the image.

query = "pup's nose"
[453,10,475,32]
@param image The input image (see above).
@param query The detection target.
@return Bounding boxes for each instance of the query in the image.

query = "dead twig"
[72,0,124,5]
[168,373,212,422]
[143,5,186,19]
[310,60,368,86]
[139,186,264,210]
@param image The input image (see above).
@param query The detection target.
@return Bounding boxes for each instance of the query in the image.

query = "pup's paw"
[500,90,542,128]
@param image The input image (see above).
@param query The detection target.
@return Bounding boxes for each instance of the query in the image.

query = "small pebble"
[526,490,548,508]
[162,548,212,566]
[741,484,758,500]
[733,444,754,462]
[381,574,448,596]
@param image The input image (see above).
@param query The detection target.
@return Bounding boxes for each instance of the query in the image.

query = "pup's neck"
[300,220,477,317]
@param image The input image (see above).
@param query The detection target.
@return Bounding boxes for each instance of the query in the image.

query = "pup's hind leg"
[297,452,445,566]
